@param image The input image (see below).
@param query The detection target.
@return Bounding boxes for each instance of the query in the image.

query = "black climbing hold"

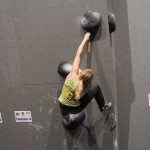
[108,12,116,33]
[58,61,72,78]
[62,111,85,129]
[81,11,102,40]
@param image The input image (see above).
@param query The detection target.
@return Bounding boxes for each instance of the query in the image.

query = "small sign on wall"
[14,111,32,123]
[148,94,150,106]
[0,112,2,123]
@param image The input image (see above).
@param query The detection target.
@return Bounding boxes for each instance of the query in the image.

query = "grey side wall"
[113,0,150,149]
[0,0,116,150]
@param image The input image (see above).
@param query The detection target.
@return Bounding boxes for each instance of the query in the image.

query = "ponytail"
[75,80,83,100]
[75,69,94,100]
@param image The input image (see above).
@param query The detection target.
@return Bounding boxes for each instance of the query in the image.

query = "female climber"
[58,32,112,116]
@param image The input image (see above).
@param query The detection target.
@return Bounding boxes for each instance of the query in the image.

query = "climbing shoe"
[100,102,112,112]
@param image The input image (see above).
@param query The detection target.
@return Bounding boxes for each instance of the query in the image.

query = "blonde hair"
[75,69,94,100]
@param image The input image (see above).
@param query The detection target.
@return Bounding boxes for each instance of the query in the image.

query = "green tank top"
[58,77,80,107]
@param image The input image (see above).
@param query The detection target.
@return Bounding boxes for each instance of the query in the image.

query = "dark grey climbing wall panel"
[0,0,116,150]
[112,0,150,149]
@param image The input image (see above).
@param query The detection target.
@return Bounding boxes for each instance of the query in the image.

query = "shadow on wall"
[62,123,100,150]
[113,0,135,149]
[46,87,101,150]
[80,17,114,150]
[57,84,101,149]
[91,43,114,150]
[59,108,113,150]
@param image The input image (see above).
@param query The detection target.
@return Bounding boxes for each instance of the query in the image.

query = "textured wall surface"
[0,0,116,150]
[113,0,150,149]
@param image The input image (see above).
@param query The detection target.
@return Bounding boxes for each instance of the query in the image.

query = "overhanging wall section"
[113,0,150,149]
